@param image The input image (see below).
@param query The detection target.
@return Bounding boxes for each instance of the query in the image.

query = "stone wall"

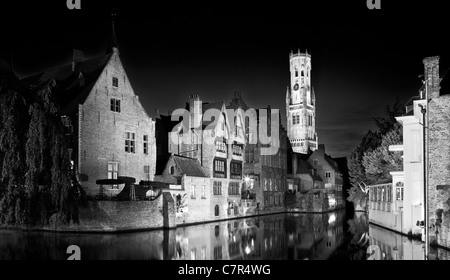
[428,94,450,249]
[286,191,330,213]
[49,194,175,232]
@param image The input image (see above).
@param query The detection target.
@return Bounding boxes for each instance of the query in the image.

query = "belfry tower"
[286,50,318,154]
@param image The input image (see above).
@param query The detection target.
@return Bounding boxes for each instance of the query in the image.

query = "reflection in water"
[0,210,449,260]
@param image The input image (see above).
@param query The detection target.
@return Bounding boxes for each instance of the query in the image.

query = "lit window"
[125,132,135,153]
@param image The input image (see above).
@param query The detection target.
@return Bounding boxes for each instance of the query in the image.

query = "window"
[292,115,300,125]
[107,162,119,189]
[125,132,135,153]
[230,161,242,179]
[387,185,392,202]
[295,70,298,77]
[191,185,196,199]
[269,179,273,191]
[144,165,150,181]
[325,172,331,178]
[110,98,121,113]
[214,205,220,216]
[215,140,227,153]
[214,246,222,260]
[396,182,404,201]
[313,159,319,166]
[214,159,226,178]
[143,135,148,155]
[201,185,206,198]
[264,178,268,191]
[170,166,175,174]
[213,181,222,195]
[228,182,240,196]
[232,144,243,156]
[190,249,196,260]
[112,77,119,87]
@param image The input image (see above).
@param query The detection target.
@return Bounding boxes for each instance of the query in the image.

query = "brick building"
[286,145,344,212]
[228,93,288,213]
[168,95,246,221]
[426,56,450,251]
[308,145,344,209]
[23,35,157,196]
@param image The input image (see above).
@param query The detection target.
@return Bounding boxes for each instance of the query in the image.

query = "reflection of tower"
[286,50,318,154]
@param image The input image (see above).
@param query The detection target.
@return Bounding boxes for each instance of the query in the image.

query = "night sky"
[1,1,449,158]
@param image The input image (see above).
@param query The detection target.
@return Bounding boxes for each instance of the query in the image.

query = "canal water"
[0,210,448,260]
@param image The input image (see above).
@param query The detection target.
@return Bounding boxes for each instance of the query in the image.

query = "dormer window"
[112,77,119,87]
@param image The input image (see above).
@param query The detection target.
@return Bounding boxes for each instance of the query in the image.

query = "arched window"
[215,205,219,216]
[170,166,175,174]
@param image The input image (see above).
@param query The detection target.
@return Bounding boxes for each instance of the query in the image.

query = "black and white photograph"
[1,0,450,269]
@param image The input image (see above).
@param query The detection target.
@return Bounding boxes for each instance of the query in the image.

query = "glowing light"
[328,213,336,224]
[245,246,251,254]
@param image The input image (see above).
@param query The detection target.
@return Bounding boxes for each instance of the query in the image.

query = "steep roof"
[21,53,112,115]
[296,159,322,181]
[173,155,207,177]
[324,155,340,173]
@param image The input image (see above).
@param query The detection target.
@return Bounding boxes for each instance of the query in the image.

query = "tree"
[0,60,85,227]
[347,98,404,207]
[362,123,403,185]
[25,85,85,225]
[0,60,30,225]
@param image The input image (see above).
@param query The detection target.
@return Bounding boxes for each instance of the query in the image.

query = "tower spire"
[107,10,119,54]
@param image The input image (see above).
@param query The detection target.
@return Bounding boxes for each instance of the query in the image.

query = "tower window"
[301,70,304,77]
[295,70,298,77]
[112,77,119,87]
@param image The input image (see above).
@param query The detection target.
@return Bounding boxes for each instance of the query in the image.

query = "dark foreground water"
[0,210,448,260]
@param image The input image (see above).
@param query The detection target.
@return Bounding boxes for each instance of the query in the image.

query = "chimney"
[189,94,202,129]
[423,56,440,99]
[72,49,84,71]
[318,144,325,153]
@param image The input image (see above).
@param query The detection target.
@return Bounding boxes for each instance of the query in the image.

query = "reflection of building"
[23,27,157,196]
[368,223,424,260]
[286,211,345,260]
[286,50,318,154]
